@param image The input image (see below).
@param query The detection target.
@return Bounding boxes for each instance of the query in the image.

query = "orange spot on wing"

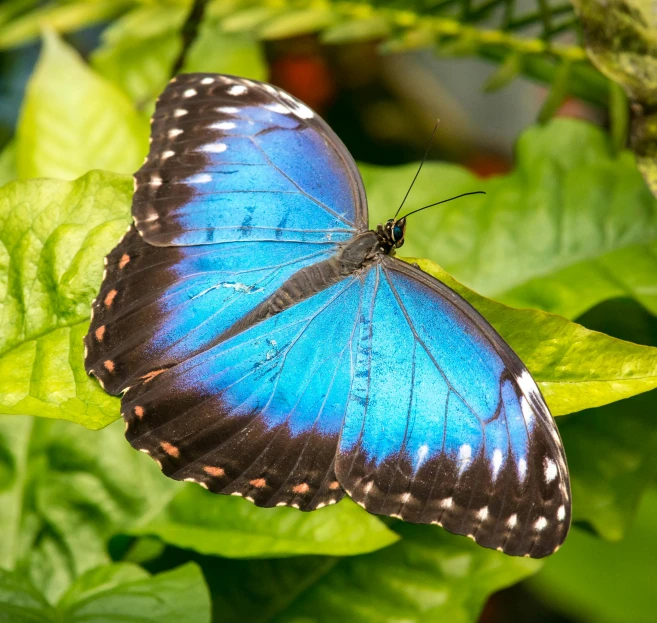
[134,406,144,418]
[104,289,118,307]
[119,254,130,269]
[160,441,180,458]
[329,481,340,490]
[204,466,225,477]
[103,360,115,373]
[293,483,310,494]
[95,325,106,341]
[250,478,267,488]
[141,369,166,383]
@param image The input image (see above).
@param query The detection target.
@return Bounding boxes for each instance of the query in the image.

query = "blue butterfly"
[85,73,570,558]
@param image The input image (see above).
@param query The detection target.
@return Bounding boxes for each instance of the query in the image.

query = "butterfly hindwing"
[120,276,364,509]
[335,258,570,558]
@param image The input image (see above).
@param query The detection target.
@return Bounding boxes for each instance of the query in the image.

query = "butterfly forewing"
[134,73,368,246]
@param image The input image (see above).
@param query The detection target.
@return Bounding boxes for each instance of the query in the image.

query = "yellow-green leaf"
[0,171,131,429]
[365,119,657,319]
[131,485,399,558]
[16,31,148,180]
[91,3,190,105]
[411,258,657,415]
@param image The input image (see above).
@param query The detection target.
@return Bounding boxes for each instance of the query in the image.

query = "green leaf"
[609,80,629,153]
[0,562,210,622]
[0,0,40,29]
[0,566,51,622]
[631,106,657,200]
[121,537,166,565]
[16,31,148,180]
[0,0,130,50]
[537,60,571,123]
[199,522,540,623]
[413,258,657,415]
[91,3,190,105]
[130,485,398,558]
[183,18,267,80]
[220,6,280,33]
[562,390,657,541]
[483,51,523,92]
[0,140,16,188]
[529,488,657,623]
[0,171,131,429]
[59,563,209,622]
[364,118,657,319]
[257,9,336,40]
[560,299,657,540]
[321,17,390,44]
[0,417,179,602]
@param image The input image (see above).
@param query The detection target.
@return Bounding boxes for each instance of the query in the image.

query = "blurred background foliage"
[0,0,656,622]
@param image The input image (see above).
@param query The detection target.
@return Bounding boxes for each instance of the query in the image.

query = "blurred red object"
[270,53,336,114]
[465,151,512,178]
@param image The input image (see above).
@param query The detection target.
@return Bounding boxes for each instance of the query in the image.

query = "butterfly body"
[85,73,570,558]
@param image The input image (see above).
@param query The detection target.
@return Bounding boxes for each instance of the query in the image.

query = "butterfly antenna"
[393,119,440,221]
[399,191,486,220]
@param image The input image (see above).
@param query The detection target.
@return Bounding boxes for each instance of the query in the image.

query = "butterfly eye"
[393,225,404,242]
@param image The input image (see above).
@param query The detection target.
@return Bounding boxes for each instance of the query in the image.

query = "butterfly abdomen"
[218,231,380,342]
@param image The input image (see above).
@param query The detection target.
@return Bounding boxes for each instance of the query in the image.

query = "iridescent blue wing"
[120,276,363,510]
[336,257,571,558]
[85,73,367,395]
[134,74,367,245]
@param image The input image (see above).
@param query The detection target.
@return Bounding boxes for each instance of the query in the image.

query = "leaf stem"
[332,2,587,63]
[171,0,209,77]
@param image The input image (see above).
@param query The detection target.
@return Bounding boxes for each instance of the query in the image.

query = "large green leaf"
[415,258,657,415]
[183,7,267,80]
[16,31,148,180]
[561,391,657,541]
[0,0,130,50]
[560,298,657,540]
[175,522,539,623]
[91,2,190,106]
[276,522,540,623]
[0,562,210,622]
[0,416,179,603]
[0,172,130,428]
[529,488,657,623]
[364,119,657,319]
[131,485,398,558]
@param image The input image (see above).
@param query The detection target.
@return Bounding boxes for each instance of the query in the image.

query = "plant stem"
[171,0,208,77]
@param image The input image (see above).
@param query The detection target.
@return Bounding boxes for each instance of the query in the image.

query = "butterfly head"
[378,218,406,254]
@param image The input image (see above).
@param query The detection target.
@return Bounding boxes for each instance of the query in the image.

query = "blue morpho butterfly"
[85,73,570,558]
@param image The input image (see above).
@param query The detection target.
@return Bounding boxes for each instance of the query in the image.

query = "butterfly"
[85,73,570,558]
